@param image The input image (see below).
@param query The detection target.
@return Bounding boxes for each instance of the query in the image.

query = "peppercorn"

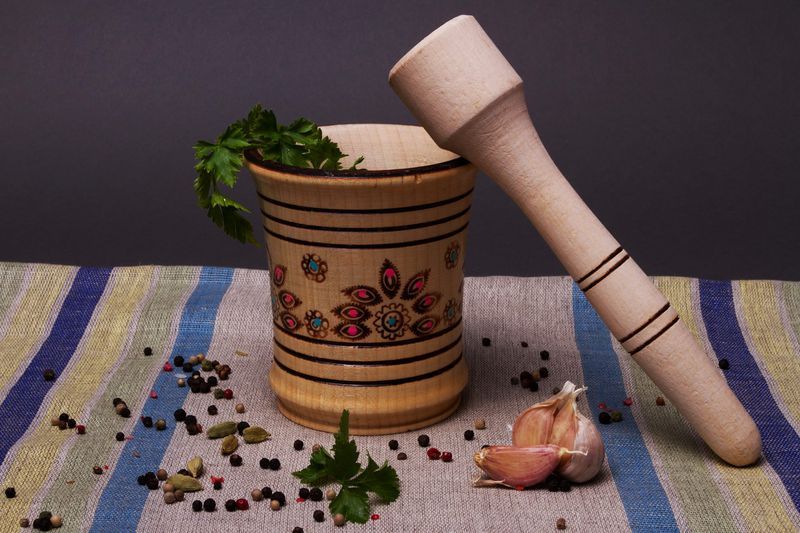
[313,509,325,522]
[67,419,76,429]
[464,430,475,441]
[475,418,486,430]
[213,388,224,399]
[137,475,147,485]
[559,478,571,492]
[417,434,430,447]
[173,355,184,367]
[192,500,203,512]
[173,409,186,422]
[719,358,730,370]
[115,432,125,442]
[162,362,173,372]
[511,377,519,385]
[38,519,52,531]
[119,407,131,418]
[174,489,184,502]
[326,488,336,501]
[397,452,407,460]
[293,439,304,451]
[539,367,549,378]
[142,416,153,428]
[269,458,281,470]
[623,397,633,406]
[20,518,30,528]
[481,337,491,346]
[114,403,127,415]
[529,381,539,392]
[32,519,43,531]
[58,420,67,430]
[164,492,176,504]
[156,468,167,481]
[224,499,236,512]
[223,389,234,400]
[309,487,323,502]
[388,439,399,450]
[598,412,611,424]
[236,498,249,511]
[177,378,186,387]
[75,425,86,434]
[184,415,197,426]
[556,517,567,529]
[521,341,528,347]
[656,396,666,406]
[441,451,453,462]
[201,360,213,372]
[610,411,623,423]
[546,474,560,491]
[59,413,69,422]
[334,513,346,526]
[155,419,166,430]
[251,489,263,502]
[38,512,52,521]
[259,458,270,469]
[213,482,222,490]
[540,350,550,360]
[50,417,60,426]
[144,347,153,356]
[270,499,281,511]
[237,421,250,435]
[272,491,286,506]
[93,466,103,475]
[144,471,157,481]
[520,377,532,388]
[203,498,216,512]
[293,528,304,533]
[235,403,245,414]
[299,487,310,499]
[427,447,441,460]
[186,423,200,436]
[261,486,273,499]
[5,486,16,498]
[43,369,56,381]
[230,454,243,467]
[207,376,218,387]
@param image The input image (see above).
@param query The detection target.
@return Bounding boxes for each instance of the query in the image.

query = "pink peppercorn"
[236,498,249,510]
[623,397,633,406]
[441,451,453,462]
[149,390,158,399]
[223,389,234,400]
[426,447,441,460]
[76,425,86,434]
[371,514,380,520]
[163,362,173,372]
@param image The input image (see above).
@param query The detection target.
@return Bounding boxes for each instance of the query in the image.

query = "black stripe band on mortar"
[274,317,462,347]
[257,187,473,214]
[576,246,624,284]
[263,222,469,249]
[260,206,471,233]
[273,335,462,366]
[581,254,630,292]
[273,352,463,387]
[629,316,680,355]
[618,303,671,343]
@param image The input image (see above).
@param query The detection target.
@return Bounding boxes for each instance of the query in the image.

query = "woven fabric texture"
[0,262,798,533]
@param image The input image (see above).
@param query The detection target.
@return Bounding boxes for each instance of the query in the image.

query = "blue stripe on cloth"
[571,284,679,532]
[90,266,234,533]
[0,267,112,466]
[699,279,800,511]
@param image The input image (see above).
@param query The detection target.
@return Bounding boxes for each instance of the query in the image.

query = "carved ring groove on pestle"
[577,247,630,292]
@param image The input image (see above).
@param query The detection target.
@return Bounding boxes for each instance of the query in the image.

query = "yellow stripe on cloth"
[0,265,75,393]
[736,280,800,428]
[0,266,154,523]
[659,276,795,531]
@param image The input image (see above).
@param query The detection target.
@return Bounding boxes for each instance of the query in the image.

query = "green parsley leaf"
[351,456,400,503]
[293,446,334,486]
[330,410,361,481]
[330,486,370,524]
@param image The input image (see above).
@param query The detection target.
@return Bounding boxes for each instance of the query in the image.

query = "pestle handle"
[389,15,761,466]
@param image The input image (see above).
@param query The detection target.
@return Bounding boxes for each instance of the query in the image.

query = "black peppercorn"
[67,418,76,428]
[259,458,270,469]
[520,377,532,388]
[173,355,184,367]
[294,439,304,451]
[43,369,56,381]
[397,452,407,460]
[225,499,237,512]
[146,478,159,490]
[207,376,218,387]
[137,475,146,486]
[540,350,550,360]
[599,412,612,424]
[192,499,203,512]
[529,381,539,392]
[309,487,323,502]
[186,424,199,436]
[293,528,304,533]
[546,474,560,492]
[184,415,197,426]
[237,421,250,435]
[142,416,153,428]
[38,519,52,531]
[388,439,399,450]
[230,454,243,467]
[33,519,42,530]
[464,430,475,441]
[213,482,222,490]
[559,478,572,492]
[521,341,528,347]
[5,486,16,498]
[207,405,218,416]
[112,398,123,407]
[719,358,730,370]
[119,407,131,418]
[417,434,430,447]
[173,409,186,422]
[199,382,211,393]
[115,432,125,442]
[182,362,194,373]
[143,346,153,356]
[299,487,310,499]
[313,509,325,522]
[59,413,69,422]
[481,337,491,347]
[539,367,549,378]
[272,491,286,506]
[261,486,273,499]
[203,498,216,512]
[144,471,156,481]
[269,458,281,470]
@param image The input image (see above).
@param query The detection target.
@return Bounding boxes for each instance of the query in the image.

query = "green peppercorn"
[155,419,167,431]
[213,388,225,400]
[610,411,623,423]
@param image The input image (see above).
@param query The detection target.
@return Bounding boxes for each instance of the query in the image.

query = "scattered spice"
[192,500,203,512]
[261,486,273,499]
[427,448,441,460]
[155,419,167,431]
[20,518,30,528]
[174,356,185,367]
[146,478,159,490]
[293,528,304,533]
[203,498,216,512]
[474,418,486,430]
[229,454,243,467]
[539,367,549,378]
[92,466,103,475]
[269,458,281,470]
[201,359,214,372]
[207,421,237,439]
[58,420,67,431]
[235,350,249,357]
[299,487,310,499]
[223,389,234,400]
[225,499,237,512]
[76,425,86,435]
[243,426,270,443]
[177,378,186,387]
[719,358,730,370]
[656,396,666,406]
[388,439,399,450]
[237,421,250,435]
[5,486,16,498]
[119,407,131,418]
[207,405,218,416]
[114,431,125,442]
[174,489,185,502]
[313,509,325,522]
[43,369,56,381]
[623,397,633,406]
[417,434,430,447]
[334,513,346,527]
[326,488,336,501]
[610,411,623,423]
[270,499,281,511]
[397,452,407,460]
[149,390,158,399]
[236,498,249,510]
[163,482,175,493]
[482,337,491,347]
[464,430,475,441]
[142,416,153,428]
[371,513,380,521]
[221,435,239,455]
[540,350,550,360]
[294,439,304,451]
[213,482,222,490]
[251,489,263,501]
[521,341,528,347]
[556,517,567,529]
[144,347,153,356]
[529,381,539,392]
[67,419,76,429]
[259,458,270,469]
[309,487,323,502]
[441,451,453,462]
[163,362,173,372]
[598,412,611,425]
[166,474,202,492]
[164,492,176,504]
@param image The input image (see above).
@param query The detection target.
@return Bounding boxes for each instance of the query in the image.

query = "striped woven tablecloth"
[0,262,798,533]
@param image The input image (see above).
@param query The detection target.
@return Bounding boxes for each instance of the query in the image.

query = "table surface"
[0,262,798,533]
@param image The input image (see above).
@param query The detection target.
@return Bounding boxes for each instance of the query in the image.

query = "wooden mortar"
[389,15,761,466]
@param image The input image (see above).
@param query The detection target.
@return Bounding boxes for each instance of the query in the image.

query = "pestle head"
[389,15,524,152]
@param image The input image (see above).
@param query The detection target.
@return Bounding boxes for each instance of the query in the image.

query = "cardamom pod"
[221,434,239,455]
[187,456,203,478]
[165,474,202,492]
[242,426,271,444]
[207,421,237,439]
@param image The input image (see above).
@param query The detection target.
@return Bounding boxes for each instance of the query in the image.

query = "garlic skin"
[512,382,574,447]
[473,445,584,489]
[557,411,605,483]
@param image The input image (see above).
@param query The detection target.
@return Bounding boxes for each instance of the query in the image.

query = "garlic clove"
[473,444,582,489]
[512,381,575,447]
[557,411,605,483]
[548,385,584,459]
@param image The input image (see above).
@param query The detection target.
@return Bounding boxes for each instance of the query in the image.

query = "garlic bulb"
[512,381,605,483]
[473,445,583,489]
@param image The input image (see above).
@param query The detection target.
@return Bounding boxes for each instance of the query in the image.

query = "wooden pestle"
[389,15,761,466]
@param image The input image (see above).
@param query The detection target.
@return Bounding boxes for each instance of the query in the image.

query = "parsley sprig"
[193,105,364,244]
[293,410,400,524]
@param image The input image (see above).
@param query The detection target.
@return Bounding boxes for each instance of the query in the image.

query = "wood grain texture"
[245,124,475,434]
[389,15,761,465]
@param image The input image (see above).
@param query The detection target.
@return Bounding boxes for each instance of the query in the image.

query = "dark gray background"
[1,1,797,279]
